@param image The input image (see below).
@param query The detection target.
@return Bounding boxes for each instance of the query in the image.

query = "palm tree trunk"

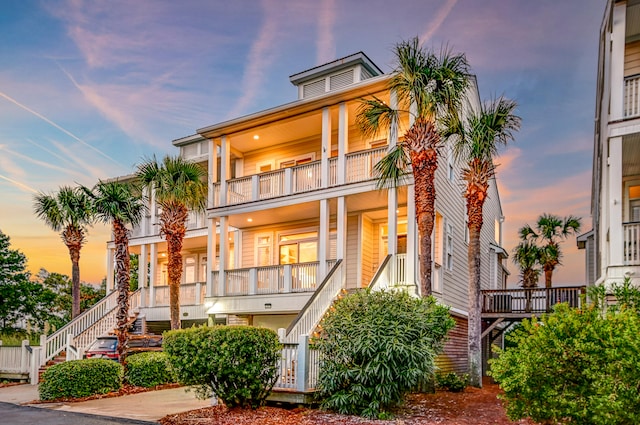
[467,191,485,388]
[410,148,438,297]
[544,268,553,289]
[63,226,84,319]
[113,219,131,360]
[162,204,188,330]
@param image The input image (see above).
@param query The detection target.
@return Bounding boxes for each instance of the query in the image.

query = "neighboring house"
[103,52,509,373]
[579,0,640,286]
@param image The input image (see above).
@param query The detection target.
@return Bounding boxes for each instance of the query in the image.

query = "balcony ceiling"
[225,100,373,154]
[628,2,640,41]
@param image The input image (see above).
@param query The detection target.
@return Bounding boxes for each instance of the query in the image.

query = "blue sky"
[0,0,603,284]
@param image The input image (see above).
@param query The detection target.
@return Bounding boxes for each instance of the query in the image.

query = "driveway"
[0,402,156,425]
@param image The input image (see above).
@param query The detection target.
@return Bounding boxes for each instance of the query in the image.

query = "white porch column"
[321,107,332,187]
[139,244,148,307]
[149,244,158,307]
[106,247,114,293]
[206,218,217,297]
[387,89,399,278]
[319,199,330,278]
[220,136,230,205]
[209,141,217,208]
[609,136,623,266]
[218,216,229,296]
[388,90,398,148]
[337,102,348,184]
[610,3,626,121]
[149,188,157,235]
[406,184,417,286]
[337,196,347,260]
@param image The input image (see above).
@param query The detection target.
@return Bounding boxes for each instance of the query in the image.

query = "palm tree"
[357,37,470,296]
[34,186,93,318]
[136,155,207,330]
[525,214,582,288]
[512,238,542,313]
[83,180,144,360]
[446,96,520,387]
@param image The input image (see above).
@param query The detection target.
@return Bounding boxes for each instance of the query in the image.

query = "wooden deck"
[481,286,586,319]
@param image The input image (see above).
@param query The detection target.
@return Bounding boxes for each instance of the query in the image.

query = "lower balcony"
[481,286,587,319]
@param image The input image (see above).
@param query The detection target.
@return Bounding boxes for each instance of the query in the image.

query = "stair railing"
[283,260,344,344]
[41,289,141,365]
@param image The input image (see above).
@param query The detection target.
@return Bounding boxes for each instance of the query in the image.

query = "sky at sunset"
[0,0,602,285]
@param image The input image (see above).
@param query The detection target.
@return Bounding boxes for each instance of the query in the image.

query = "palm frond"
[372,144,410,189]
[356,97,399,140]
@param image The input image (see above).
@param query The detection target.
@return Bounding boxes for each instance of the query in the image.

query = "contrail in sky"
[420,0,458,42]
[0,173,38,193]
[0,91,124,168]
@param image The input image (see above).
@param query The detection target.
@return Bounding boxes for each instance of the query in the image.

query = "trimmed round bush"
[39,358,123,400]
[125,352,176,387]
[315,289,455,419]
[164,325,281,409]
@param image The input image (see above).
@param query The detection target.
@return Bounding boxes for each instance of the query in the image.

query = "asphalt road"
[0,402,156,425]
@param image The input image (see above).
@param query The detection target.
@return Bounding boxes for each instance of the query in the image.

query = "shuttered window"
[329,70,354,91]
[303,80,325,98]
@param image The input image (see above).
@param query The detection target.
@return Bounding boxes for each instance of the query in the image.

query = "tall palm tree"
[357,37,470,297]
[136,155,207,330]
[447,96,521,387]
[83,180,144,359]
[34,186,93,318]
[523,214,582,288]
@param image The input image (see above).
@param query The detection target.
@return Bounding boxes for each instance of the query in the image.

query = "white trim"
[256,160,275,173]
[254,232,274,266]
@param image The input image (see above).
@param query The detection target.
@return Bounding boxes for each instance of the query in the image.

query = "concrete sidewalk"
[0,384,211,422]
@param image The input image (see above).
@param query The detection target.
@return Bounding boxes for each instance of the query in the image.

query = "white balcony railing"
[212,147,387,207]
[211,261,335,297]
[625,75,640,119]
[624,222,640,265]
[152,283,206,306]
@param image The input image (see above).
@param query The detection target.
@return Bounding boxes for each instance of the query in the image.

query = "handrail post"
[39,334,47,366]
[65,333,74,361]
[284,265,292,293]
[30,347,41,385]
[296,335,310,392]
[20,340,29,375]
[249,268,258,295]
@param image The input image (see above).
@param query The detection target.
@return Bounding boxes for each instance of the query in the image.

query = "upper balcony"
[212,147,387,208]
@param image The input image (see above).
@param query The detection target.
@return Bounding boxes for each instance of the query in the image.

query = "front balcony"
[212,147,386,207]
[481,286,586,319]
[625,74,640,119]
[130,210,207,239]
[210,260,337,297]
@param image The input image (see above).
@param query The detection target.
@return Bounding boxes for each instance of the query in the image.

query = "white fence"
[624,222,640,265]
[273,335,318,392]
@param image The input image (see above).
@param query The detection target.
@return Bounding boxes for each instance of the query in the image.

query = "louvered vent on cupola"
[290,52,383,100]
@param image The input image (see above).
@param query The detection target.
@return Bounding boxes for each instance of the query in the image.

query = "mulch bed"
[159,383,537,425]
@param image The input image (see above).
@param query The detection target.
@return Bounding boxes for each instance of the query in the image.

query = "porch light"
[247,218,253,222]
[253,135,259,140]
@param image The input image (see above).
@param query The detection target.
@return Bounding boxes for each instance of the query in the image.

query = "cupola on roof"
[289,52,384,99]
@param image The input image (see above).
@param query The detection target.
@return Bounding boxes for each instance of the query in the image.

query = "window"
[629,185,640,222]
[279,231,318,264]
[434,213,443,267]
[445,222,453,271]
[279,153,315,169]
[184,256,196,283]
[370,139,388,149]
[200,255,207,283]
[256,234,272,266]
[464,205,469,244]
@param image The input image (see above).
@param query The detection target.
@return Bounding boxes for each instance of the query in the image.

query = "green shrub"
[125,352,176,387]
[315,290,455,419]
[490,301,640,425]
[435,372,467,392]
[164,325,281,409]
[39,359,123,400]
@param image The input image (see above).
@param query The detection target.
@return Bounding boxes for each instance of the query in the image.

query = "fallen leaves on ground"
[160,383,537,425]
